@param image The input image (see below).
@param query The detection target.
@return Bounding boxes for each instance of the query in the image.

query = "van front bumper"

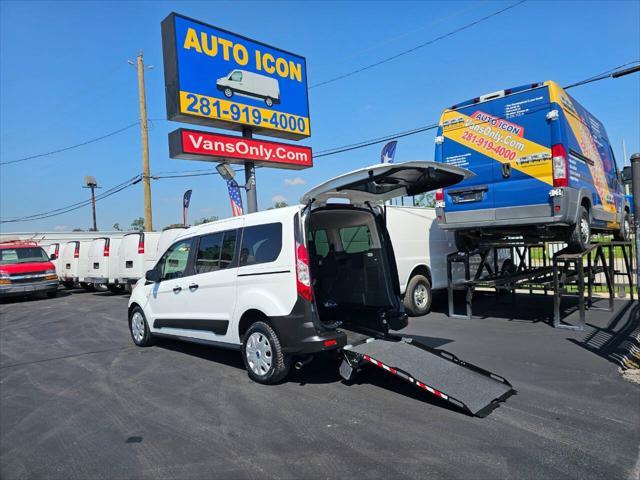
[270,297,347,355]
[436,187,579,231]
[0,280,59,297]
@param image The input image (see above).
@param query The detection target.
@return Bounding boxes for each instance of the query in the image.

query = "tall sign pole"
[136,51,153,231]
[242,127,258,213]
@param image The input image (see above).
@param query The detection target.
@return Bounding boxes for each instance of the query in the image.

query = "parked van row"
[53,228,186,290]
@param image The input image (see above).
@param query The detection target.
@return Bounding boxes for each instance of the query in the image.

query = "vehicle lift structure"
[446,240,635,331]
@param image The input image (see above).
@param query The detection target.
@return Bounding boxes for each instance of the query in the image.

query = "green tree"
[163,223,186,231]
[112,223,122,231]
[130,217,145,232]
[273,201,288,209]
[194,216,218,225]
[414,192,435,208]
[72,228,84,232]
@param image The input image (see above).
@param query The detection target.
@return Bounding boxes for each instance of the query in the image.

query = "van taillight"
[73,243,79,258]
[103,239,110,257]
[54,245,59,257]
[552,143,568,187]
[295,242,313,302]
[137,236,144,254]
[435,189,444,202]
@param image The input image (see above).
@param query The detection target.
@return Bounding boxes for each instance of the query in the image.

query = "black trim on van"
[237,270,290,277]
[154,319,229,335]
[569,149,594,166]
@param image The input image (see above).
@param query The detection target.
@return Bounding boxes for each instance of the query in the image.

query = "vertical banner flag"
[183,189,192,226]
[227,180,244,217]
[380,141,398,163]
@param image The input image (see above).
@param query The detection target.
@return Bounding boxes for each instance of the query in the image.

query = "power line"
[0,122,140,166]
[1,175,142,223]
[309,0,527,89]
[311,63,640,159]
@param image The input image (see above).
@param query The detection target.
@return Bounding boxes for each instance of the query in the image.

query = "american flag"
[227,179,244,217]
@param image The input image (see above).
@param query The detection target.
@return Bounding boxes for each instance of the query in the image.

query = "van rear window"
[240,223,282,266]
[339,226,372,254]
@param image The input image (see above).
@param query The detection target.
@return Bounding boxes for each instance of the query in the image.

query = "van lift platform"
[338,331,515,417]
[446,240,635,331]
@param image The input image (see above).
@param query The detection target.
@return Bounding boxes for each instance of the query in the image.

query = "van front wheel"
[265,97,274,107]
[242,321,291,385]
[404,275,432,316]
[224,87,233,98]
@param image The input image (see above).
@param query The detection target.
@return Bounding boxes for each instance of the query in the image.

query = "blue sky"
[1,0,639,232]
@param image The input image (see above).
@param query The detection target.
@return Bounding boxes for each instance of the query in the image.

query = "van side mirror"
[145,268,161,283]
[49,253,57,260]
[621,166,633,185]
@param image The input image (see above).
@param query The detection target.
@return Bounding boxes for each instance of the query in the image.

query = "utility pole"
[242,126,258,213]
[83,176,99,231]
[136,51,153,231]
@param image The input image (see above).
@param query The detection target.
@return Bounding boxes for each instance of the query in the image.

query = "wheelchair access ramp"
[340,337,515,417]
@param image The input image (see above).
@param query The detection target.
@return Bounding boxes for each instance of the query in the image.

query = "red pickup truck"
[0,241,59,299]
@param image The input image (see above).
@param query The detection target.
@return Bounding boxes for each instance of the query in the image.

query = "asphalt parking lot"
[1,289,639,479]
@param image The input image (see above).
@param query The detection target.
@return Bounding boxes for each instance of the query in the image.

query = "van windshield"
[0,247,49,265]
[230,71,242,82]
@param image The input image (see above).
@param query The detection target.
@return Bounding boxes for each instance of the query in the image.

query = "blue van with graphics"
[434,81,630,251]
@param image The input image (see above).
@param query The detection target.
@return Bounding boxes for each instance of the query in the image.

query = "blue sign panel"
[161,13,310,140]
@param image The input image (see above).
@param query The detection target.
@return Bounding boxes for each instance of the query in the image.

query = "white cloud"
[271,194,287,204]
[284,177,306,186]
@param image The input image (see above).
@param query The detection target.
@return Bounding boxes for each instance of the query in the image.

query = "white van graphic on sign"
[216,69,280,107]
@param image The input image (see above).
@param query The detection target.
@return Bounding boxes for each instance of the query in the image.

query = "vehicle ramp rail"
[340,337,515,417]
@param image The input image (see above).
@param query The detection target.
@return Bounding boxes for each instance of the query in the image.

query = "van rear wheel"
[265,97,274,107]
[454,232,477,253]
[403,275,432,316]
[568,206,591,252]
[614,211,631,242]
[242,321,291,385]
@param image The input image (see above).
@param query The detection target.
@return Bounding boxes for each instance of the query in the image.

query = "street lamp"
[83,175,99,231]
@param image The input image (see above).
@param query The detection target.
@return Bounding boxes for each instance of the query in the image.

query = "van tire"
[223,87,233,98]
[568,206,591,252]
[129,306,155,347]
[80,282,95,292]
[242,321,291,385]
[403,275,432,316]
[107,284,125,294]
[614,211,631,242]
[62,281,75,289]
[265,97,274,107]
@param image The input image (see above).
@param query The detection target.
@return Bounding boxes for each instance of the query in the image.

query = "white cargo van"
[128,161,471,384]
[85,237,123,292]
[47,243,60,272]
[216,69,280,107]
[59,240,93,289]
[117,232,161,285]
[385,206,457,316]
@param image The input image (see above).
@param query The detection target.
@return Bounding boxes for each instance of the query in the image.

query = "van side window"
[339,226,372,254]
[230,71,242,82]
[310,229,329,258]
[240,223,282,266]
[195,233,223,273]
[159,239,193,280]
[220,230,237,269]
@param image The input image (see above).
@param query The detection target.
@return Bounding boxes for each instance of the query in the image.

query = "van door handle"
[189,283,199,291]
[173,286,182,293]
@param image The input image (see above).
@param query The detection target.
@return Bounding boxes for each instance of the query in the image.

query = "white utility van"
[58,240,93,289]
[85,237,123,292]
[47,243,60,272]
[116,229,185,286]
[216,69,280,107]
[385,206,456,316]
[128,161,471,385]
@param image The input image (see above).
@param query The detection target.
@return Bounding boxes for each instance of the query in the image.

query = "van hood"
[301,161,473,205]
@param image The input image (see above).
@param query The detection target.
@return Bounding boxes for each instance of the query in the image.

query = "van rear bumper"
[270,297,347,354]
[437,187,579,231]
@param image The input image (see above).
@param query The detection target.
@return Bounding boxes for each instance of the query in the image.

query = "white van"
[217,69,280,107]
[128,161,470,384]
[117,232,161,285]
[59,240,93,289]
[47,243,60,272]
[85,237,123,292]
[385,206,457,316]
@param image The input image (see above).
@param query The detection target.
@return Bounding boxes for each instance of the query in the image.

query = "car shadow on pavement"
[155,338,246,370]
[568,300,640,368]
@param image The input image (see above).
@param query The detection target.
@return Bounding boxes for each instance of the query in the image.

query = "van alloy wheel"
[224,88,233,98]
[414,284,429,309]
[580,217,590,245]
[265,97,273,107]
[245,332,273,376]
[131,311,145,343]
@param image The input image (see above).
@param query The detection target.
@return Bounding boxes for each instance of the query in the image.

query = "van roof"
[449,81,547,110]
